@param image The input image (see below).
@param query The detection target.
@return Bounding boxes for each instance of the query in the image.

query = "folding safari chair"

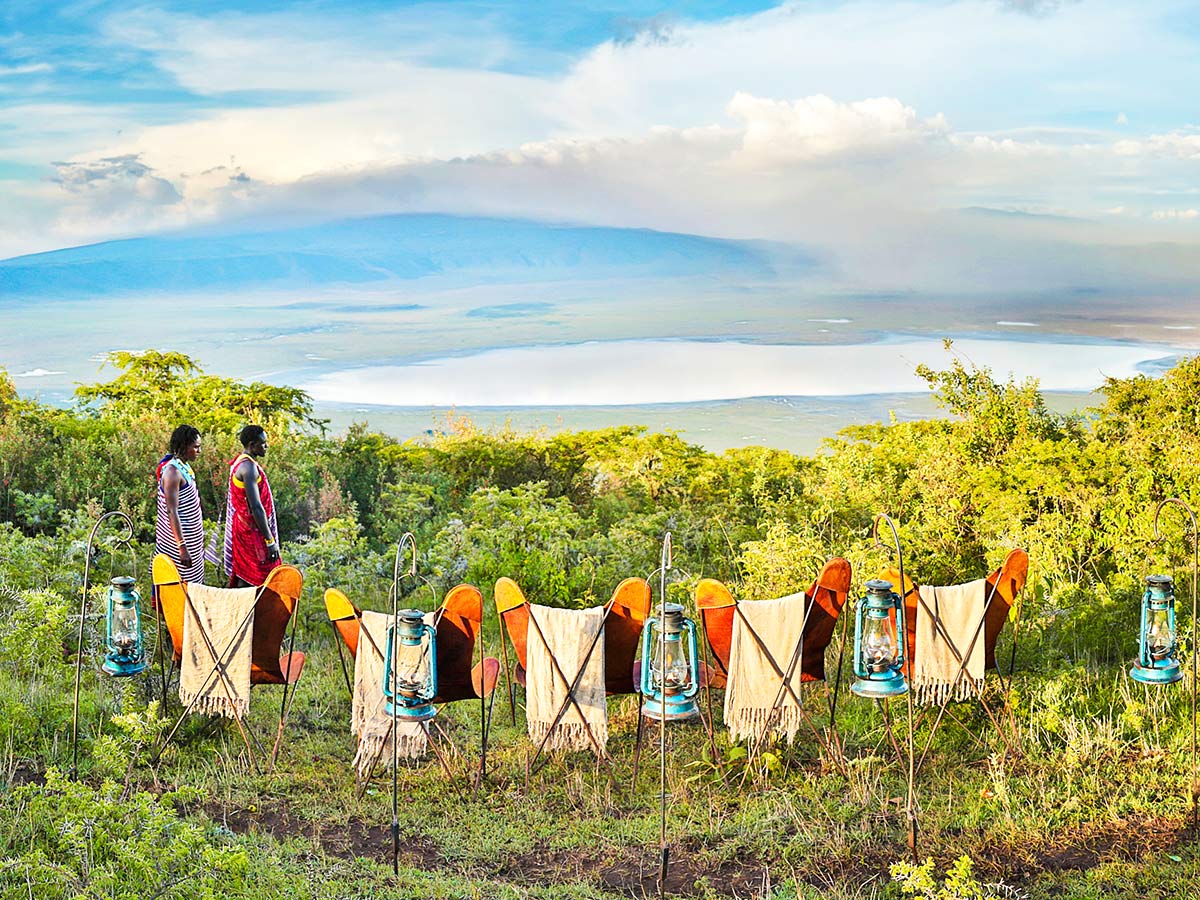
[325,583,502,794]
[151,555,305,773]
[694,557,852,766]
[495,576,651,779]
[878,548,1029,774]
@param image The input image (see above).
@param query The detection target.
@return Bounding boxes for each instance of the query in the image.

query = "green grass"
[4,609,1198,900]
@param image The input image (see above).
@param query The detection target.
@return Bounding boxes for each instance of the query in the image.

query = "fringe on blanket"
[528,719,607,754]
[353,724,428,779]
[725,706,806,745]
[178,687,249,720]
[912,678,984,708]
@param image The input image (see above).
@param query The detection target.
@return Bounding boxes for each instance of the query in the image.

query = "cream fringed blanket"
[351,610,429,778]
[179,583,257,719]
[526,603,607,755]
[913,580,987,706]
[724,592,808,743]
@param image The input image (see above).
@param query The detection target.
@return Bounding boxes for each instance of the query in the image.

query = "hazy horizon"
[4,1,1199,450]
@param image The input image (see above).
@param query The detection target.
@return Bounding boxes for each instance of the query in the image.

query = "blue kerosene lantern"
[102,576,148,677]
[383,609,438,721]
[639,602,700,721]
[851,578,908,698]
[1130,574,1182,685]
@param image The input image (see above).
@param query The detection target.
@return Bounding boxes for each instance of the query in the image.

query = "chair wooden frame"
[151,555,305,773]
[324,583,502,794]
[694,557,853,767]
[879,548,1029,774]
[495,576,650,781]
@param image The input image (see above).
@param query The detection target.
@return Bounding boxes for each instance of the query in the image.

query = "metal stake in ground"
[71,510,137,780]
[1150,498,1199,839]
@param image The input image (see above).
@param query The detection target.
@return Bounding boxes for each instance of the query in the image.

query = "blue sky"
[1,0,1198,287]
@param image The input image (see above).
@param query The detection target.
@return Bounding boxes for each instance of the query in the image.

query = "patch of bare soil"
[5,762,46,788]
[197,798,1188,898]
[976,815,1188,879]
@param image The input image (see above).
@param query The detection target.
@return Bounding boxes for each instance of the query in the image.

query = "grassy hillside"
[0,347,1197,898]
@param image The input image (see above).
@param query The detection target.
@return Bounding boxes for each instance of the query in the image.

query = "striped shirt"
[155,457,205,584]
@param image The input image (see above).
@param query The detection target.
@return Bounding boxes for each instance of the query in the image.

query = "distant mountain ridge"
[0,214,806,299]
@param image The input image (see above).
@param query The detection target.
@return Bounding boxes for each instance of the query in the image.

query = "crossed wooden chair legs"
[149,559,306,775]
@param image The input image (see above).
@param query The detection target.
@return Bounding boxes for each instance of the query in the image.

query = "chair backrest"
[152,554,188,665]
[494,576,651,696]
[434,584,484,703]
[603,578,651,695]
[880,548,1029,676]
[324,587,359,656]
[696,557,852,684]
[495,576,531,674]
[695,578,736,685]
[324,583,487,702]
[152,554,303,685]
[251,566,303,684]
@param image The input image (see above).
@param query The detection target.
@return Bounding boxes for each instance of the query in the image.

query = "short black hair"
[239,424,266,446]
[168,424,200,456]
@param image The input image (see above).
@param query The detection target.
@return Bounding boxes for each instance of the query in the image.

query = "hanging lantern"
[383,609,438,721]
[1130,574,1182,685]
[102,576,148,677]
[851,578,908,698]
[639,602,700,721]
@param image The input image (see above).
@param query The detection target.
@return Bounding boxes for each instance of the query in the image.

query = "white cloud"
[1152,208,1200,220]
[1115,131,1200,159]
[727,93,948,163]
[2,0,1199,283]
[0,63,53,76]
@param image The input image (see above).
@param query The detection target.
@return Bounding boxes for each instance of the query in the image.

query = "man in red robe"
[223,425,281,587]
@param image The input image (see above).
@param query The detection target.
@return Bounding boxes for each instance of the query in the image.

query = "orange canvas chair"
[151,555,305,772]
[694,558,852,755]
[324,583,502,786]
[495,577,651,701]
[877,548,1029,769]
[495,576,650,776]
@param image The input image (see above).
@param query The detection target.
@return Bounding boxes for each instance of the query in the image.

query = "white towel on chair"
[525,603,608,755]
[178,583,257,719]
[724,592,808,744]
[351,610,429,777]
[913,580,987,706]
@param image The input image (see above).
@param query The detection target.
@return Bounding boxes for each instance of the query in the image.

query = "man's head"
[239,424,268,457]
[169,425,201,461]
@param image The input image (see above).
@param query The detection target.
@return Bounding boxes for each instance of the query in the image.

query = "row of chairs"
[147,549,1029,777]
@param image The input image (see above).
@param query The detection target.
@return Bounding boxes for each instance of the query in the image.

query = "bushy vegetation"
[0,346,1197,898]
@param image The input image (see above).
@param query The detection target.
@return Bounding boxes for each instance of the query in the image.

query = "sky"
[1,0,1198,285]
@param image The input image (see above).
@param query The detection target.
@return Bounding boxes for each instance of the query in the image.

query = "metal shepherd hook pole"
[71,509,135,779]
[1153,497,1199,837]
[658,530,672,900]
[873,512,918,863]
[391,531,418,877]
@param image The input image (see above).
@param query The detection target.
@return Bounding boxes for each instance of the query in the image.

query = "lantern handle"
[71,509,136,780]
[872,513,907,604]
[1151,496,1199,837]
[389,531,419,605]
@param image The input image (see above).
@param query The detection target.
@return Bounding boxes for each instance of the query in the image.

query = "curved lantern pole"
[70,509,136,779]
[389,531,418,877]
[1151,498,1198,835]
[657,531,673,900]
[871,512,919,863]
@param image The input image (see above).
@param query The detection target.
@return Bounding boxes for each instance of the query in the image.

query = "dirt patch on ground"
[977,814,1187,879]
[491,843,772,898]
[5,762,46,788]
[196,798,1185,897]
